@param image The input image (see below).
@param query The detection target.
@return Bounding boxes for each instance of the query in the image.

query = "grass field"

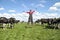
[0,23,60,40]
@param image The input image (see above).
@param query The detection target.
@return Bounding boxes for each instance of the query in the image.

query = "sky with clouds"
[0,0,60,22]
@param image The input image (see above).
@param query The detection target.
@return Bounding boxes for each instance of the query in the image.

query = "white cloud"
[0,11,59,22]
[29,3,45,8]
[49,2,60,11]
[36,4,45,7]
[49,7,58,11]
[8,10,16,12]
[0,7,5,10]
[53,2,60,7]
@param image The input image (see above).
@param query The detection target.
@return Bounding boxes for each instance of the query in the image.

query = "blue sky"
[0,0,60,21]
[0,0,60,13]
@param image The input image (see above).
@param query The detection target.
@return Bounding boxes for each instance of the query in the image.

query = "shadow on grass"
[0,27,3,29]
[34,24,41,26]
[24,26,32,29]
[6,27,11,29]
[44,25,59,29]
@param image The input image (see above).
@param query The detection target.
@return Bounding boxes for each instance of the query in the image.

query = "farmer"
[26,10,35,24]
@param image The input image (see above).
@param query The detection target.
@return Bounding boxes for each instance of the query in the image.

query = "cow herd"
[0,16,60,29]
[35,18,60,29]
[0,17,20,29]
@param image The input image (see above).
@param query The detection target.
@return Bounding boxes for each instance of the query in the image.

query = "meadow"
[0,23,60,40]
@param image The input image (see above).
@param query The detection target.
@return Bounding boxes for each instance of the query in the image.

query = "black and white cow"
[0,17,8,29]
[8,17,16,28]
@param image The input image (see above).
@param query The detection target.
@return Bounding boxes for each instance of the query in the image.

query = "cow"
[40,18,49,25]
[35,19,41,24]
[51,18,60,29]
[8,17,16,29]
[0,17,20,29]
[15,20,20,24]
[42,18,60,29]
[0,17,8,29]
[40,18,56,29]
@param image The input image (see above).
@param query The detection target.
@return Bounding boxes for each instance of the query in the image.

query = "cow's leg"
[54,24,58,29]
[1,24,3,29]
[41,22,43,24]
[56,24,59,29]
[54,24,56,29]
[10,24,12,29]
[0,23,3,29]
[10,23,14,29]
[12,24,14,28]
[8,23,12,28]
[58,23,60,29]
[3,23,6,30]
[8,23,10,28]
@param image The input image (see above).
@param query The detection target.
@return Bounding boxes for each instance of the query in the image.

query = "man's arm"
[26,12,29,14]
[32,11,35,13]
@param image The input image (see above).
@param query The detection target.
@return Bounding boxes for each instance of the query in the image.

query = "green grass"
[0,23,60,40]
